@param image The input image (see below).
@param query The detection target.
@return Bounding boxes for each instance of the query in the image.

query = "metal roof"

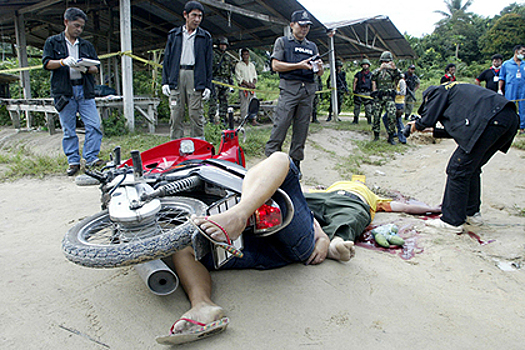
[326,16,416,61]
[0,1,414,62]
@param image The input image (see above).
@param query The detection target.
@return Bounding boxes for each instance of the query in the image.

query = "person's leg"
[218,86,229,124]
[265,90,298,157]
[385,100,397,138]
[208,84,217,124]
[239,90,248,120]
[289,90,314,162]
[193,152,290,242]
[76,86,103,164]
[169,73,185,140]
[441,115,517,226]
[336,91,343,119]
[186,71,205,139]
[404,96,414,120]
[58,95,81,165]
[169,247,226,333]
[518,97,525,130]
[353,96,361,123]
[364,96,373,124]
[395,113,406,144]
[327,93,333,121]
[371,99,382,140]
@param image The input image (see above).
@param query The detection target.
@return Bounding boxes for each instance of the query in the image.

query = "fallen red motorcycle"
[61,99,294,274]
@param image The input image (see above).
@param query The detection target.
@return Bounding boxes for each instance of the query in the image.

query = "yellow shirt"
[308,181,392,220]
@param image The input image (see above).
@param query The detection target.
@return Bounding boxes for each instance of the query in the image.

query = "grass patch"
[512,135,525,151]
[0,147,68,180]
[514,205,525,217]
[318,121,410,177]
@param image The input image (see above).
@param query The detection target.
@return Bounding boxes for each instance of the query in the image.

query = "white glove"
[497,90,503,95]
[162,84,171,97]
[229,87,235,93]
[71,66,88,73]
[61,56,78,67]
[202,88,211,100]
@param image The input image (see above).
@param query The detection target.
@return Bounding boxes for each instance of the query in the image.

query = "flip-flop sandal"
[188,216,244,258]
[156,317,230,345]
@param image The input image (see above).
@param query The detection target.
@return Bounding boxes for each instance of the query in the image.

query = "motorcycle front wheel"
[62,197,207,268]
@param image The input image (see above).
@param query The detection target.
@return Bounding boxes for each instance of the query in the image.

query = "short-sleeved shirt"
[271,36,319,94]
[476,67,501,92]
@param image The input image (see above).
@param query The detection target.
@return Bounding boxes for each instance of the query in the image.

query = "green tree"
[434,0,473,25]
[479,13,525,59]
[432,0,483,63]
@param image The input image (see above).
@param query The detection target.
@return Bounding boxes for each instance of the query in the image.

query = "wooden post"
[14,13,32,128]
[328,30,338,119]
[120,0,134,132]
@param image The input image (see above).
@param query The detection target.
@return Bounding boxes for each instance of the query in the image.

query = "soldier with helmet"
[371,51,402,144]
[209,37,233,125]
[326,59,348,121]
[353,58,373,124]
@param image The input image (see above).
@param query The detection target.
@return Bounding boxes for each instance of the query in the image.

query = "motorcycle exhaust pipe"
[134,259,179,296]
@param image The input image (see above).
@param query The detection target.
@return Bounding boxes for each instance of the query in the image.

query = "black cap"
[291,10,313,25]
[409,64,416,69]
[491,54,504,60]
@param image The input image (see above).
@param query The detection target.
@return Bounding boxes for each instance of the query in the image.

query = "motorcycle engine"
[108,182,161,229]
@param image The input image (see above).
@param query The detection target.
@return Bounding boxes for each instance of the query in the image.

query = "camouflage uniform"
[209,48,233,124]
[371,57,401,140]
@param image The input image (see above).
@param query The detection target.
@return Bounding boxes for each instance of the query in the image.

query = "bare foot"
[191,210,247,243]
[328,237,356,262]
[172,302,226,333]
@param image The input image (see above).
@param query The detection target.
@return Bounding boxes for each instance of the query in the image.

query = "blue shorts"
[200,159,315,270]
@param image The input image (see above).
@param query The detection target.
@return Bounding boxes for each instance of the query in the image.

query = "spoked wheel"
[62,197,207,268]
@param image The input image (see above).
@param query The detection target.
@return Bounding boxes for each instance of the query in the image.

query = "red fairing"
[120,138,215,173]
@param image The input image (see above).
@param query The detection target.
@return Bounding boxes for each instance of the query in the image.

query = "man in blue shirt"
[498,45,525,133]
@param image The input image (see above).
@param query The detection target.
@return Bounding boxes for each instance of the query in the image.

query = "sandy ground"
[1,122,525,350]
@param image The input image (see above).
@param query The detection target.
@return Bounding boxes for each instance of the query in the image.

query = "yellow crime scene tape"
[2,57,525,108]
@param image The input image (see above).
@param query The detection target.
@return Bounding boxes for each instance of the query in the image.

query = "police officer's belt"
[180,65,194,70]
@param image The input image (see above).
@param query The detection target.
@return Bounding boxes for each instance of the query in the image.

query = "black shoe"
[67,164,80,176]
[373,132,380,141]
[86,158,105,168]
[312,119,320,124]
[388,134,397,145]
[326,116,332,122]
[352,119,358,124]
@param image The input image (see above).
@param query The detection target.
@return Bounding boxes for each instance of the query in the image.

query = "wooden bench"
[0,96,160,135]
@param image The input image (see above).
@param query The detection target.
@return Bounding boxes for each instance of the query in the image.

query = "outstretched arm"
[390,201,441,215]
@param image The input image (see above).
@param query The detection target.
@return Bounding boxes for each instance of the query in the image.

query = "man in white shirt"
[235,48,259,125]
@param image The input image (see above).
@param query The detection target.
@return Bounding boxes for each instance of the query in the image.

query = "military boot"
[373,132,380,141]
[388,134,397,145]
[352,117,359,124]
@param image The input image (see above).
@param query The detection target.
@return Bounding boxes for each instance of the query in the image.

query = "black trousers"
[441,107,519,226]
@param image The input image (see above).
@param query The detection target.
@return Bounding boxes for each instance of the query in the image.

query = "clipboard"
[75,58,100,67]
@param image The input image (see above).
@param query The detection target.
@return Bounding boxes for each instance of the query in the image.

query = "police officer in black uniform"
[265,10,324,173]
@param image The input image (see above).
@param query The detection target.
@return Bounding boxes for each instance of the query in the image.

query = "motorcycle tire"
[62,197,207,268]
